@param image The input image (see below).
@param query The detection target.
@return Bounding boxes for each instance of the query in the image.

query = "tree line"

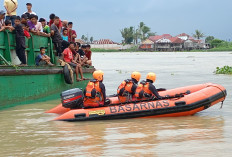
[120,22,156,44]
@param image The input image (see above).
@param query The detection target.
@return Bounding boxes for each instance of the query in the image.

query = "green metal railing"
[0,30,55,66]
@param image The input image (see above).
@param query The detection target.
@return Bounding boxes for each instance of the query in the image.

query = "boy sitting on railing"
[35,47,54,66]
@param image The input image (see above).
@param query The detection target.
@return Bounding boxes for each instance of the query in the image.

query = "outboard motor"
[61,88,84,109]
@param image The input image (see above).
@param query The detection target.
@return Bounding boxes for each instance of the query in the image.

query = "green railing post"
[27,33,35,66]
[48,37,55,64]
[4,30,12,62]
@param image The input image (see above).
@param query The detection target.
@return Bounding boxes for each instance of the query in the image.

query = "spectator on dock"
[34,15,43,32]
[27,14,36,33]
[24,3,36,15]
[62,42,85,81]
[21,14,28,27]
[51,16,63,56]
[85,44,92,64]
[11,16,27,65]
[4,0,18,26]
[35,47,54,66]
[61,28,68,41]
[61,20,68,34]
[0,10,5,31]
[39,18,51,37]
[21,14,30,38]
[75,43,92,67]
[49,13,62,32]
[67,22,77,42]
[4,20,13,31]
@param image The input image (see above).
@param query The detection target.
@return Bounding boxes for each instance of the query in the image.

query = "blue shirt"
[35,53,45,66]
[62,35,68,41]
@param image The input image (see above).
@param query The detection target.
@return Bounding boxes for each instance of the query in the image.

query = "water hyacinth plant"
[215,66,232,74]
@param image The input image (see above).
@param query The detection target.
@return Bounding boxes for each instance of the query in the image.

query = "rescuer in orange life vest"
[83,70,107,108]
[135,72,162,100]
[117,71,141,103]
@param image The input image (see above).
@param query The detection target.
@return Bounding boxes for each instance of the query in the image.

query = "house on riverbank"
[90,39,133,50]
[140,33,209,51]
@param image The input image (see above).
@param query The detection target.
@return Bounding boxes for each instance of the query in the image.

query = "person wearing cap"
[117,72,141,103]
[0,10,6,31]
[135,73,162,100]
[83,70,107,108]
[4,0,18,26]
[24,3,36,15]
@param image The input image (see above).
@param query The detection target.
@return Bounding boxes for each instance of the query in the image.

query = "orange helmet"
[146,72,156,82]
[93,70,104,81]
[131,71,141,82]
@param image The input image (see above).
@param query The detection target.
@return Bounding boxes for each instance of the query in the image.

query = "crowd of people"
[0,1,92,79]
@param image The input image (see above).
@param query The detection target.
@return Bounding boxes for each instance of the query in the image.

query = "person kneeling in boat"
[117,71,141,103]
[135,72,162,100]
[83,70,107,108]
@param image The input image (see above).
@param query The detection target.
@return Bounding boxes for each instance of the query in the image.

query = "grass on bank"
[215,66,232,75]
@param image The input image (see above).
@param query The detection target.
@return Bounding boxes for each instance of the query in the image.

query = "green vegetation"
[191,38,232,52]
[120,22,156,44]
[120,27,134,44]
[193,30,204,39]
[205,36,215,43]
[215,66,232,75]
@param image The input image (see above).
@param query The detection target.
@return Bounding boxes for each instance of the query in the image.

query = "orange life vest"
[117,79,134,103]
[135,81,152,99]
[84,80,104,107]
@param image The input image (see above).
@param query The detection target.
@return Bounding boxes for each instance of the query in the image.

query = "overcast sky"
[2,0,232,42]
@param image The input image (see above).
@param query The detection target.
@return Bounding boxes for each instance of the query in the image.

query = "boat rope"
[206,84,226,109]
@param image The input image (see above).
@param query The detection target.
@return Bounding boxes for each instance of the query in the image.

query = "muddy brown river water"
[0,52,231,157]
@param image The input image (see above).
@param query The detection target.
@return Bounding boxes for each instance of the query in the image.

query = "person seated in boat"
[35,47,54,66]
[117,71,141,103]
[135,72,162,100]
[83,70,106,108]
[62,42,85,81]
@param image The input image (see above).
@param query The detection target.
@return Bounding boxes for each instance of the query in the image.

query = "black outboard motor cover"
[61,88,84,109]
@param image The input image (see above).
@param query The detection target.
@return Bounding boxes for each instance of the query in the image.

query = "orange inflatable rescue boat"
[46,83,227,121]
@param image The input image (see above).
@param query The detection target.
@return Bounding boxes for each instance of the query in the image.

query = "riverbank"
[92,47,232,52]
[92,48,232,53]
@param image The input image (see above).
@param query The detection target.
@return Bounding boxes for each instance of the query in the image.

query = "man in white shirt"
[24,3,36,15]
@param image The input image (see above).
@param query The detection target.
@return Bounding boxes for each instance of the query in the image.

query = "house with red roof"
[91,39,133,50]
[139,39,154,50]
[140,33,208,51]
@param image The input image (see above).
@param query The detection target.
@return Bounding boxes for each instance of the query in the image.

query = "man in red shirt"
[85,44,92,66]
[62,42,84,81]
[67,22,77,42]
[49,13,62,32]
